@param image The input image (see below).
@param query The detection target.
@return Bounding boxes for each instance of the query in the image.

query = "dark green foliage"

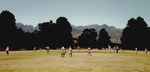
[37,17,73,49]
[97,28,111,49]
[1,10,150,50]
[78,28,97,48]
[0,10,73,50]
[0,10,17,49]
[121,17,149,50]
[55,17,73,47]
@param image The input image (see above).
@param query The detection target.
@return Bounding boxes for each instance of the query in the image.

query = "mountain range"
[16,23,40,32]
[16,23,123,43]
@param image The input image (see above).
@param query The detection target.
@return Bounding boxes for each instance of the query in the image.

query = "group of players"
[61,46,92,57]
[4,45,148,56]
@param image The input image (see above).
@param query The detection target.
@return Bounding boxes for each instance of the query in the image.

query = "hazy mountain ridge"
[16,23,40,32]
[16,23,122,43]
[72,24,123,43]
[71,24,100,30]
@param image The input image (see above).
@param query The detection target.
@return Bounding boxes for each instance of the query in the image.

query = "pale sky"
[0,0,150,28]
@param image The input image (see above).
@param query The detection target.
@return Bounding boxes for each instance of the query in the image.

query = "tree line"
[0,11,73,50]
[0,10,149,50]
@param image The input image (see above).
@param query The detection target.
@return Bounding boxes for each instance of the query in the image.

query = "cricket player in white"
[46,47,50,54]
[87,47,92,56]
[135,48,138,54]
[69,46,72,57]
[116,46,119,53]
[77,46,80,51]
[113,46,116,52]
[145,48,148,54]
[33,47,36,52]
[61,46,66,57]
[108,45,111,53]
[6,46,9,56]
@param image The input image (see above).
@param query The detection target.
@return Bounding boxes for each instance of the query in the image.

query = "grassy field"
[0,49,150,72]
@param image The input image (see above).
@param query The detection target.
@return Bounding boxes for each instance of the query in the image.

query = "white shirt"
[33,47,36,50]
[145,48,147,51]
[46,47,49,50]
[88,47,91,52]
[69,47,72,53]
[116,46,119,50]
[61,46,65,53]
[135,48,138,51]
[108,45,111,50]
[6,46,9,51]
[78,46,80,49]
[113,47,116,49]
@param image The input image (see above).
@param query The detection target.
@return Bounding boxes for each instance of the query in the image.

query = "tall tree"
[121,17,148,50]
[0,10,17,49]
[97,28,111,49]
[55,17,73,47]
[37,17,73,49]
[38,20,55,48]
[78,28,97,48]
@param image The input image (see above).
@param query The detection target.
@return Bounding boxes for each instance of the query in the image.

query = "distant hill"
[72,24,123,43]
[16,23,40,32]
[71,24,100,30]
[16,23,122,43]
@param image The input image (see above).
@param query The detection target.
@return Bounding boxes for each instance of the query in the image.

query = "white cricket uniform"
[33,47,36,51]
[145,48,148,54]
[46,47,49,50]
[135,48,138,54]
[77,46,80,51]
[6,46,9,51]
[69,47,72,54]
[108,45,111,53]
[88,47,91,52]
[61,47,65,53]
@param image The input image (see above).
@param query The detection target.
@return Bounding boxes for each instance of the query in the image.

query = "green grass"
[0,50,150,72]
